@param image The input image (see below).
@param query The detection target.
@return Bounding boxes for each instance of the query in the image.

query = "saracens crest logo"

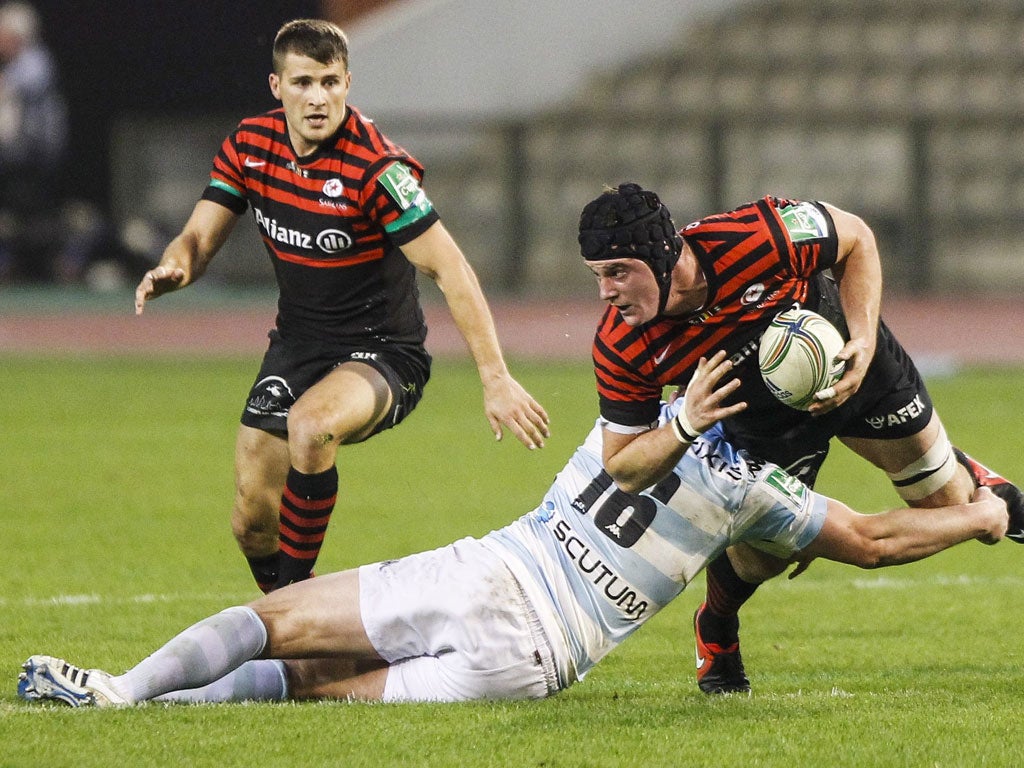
[741,283,766,305]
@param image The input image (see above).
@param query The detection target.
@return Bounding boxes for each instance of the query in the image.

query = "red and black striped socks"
[273,465,338,590]
[700,552,759,643]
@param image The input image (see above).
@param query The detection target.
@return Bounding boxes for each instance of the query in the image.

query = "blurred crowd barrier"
[109,0,1024,298]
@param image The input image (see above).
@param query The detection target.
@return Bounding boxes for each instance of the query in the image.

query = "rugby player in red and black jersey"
[577,183,1022,694]
[133,19,549,594]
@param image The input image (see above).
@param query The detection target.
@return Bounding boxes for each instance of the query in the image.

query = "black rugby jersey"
[594,197,839,429]
[201,104,439,346]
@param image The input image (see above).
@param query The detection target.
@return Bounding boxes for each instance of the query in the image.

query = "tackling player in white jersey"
[18,353,1007,706]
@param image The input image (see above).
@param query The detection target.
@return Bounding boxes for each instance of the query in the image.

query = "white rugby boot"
[18,655,129,707]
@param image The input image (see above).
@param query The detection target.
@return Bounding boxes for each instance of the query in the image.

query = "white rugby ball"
[758,308,846,411]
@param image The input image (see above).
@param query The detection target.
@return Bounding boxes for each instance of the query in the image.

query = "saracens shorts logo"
[245,376,295,418]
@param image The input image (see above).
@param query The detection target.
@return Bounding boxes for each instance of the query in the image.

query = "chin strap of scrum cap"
[578,182,683,316]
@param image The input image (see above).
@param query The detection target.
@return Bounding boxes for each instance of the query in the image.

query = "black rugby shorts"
[834,319,934,441]
[724,319,934,487]
[240,330,431,438]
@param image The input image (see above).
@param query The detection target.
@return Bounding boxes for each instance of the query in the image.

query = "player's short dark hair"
[273,18,349,73]
[578,182,682,277]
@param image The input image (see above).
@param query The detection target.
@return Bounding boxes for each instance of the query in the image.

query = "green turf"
[2,357,1022,767]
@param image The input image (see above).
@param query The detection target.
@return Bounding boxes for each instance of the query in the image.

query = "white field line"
[4,573,1023,608]
[765,572,1024,591]
[0,593,255,608]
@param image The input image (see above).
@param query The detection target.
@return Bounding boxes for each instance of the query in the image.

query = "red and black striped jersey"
[201,104,440,347]
[594,197,839,428]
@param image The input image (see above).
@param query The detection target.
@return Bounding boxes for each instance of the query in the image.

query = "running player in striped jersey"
[578,183,1024,694]
[17,353,1007,707]
[132,19,548,593]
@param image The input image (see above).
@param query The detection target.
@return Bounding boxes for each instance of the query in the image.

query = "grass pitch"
[1,356,1022,768]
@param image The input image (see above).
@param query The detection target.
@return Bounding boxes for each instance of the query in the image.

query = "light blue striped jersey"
[482,406,827,687]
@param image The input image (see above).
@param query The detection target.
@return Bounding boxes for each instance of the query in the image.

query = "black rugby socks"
[245,553,280,595]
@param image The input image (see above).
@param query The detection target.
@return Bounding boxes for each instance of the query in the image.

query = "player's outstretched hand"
[682,350,748,433]
[134,266,187,315]
[483,374,550,450]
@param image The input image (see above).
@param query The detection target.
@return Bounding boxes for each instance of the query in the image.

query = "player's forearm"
[605,352,743,492]
[156,199,236,289]
[605,426,687,493]
[158,231,214,288]
[405,222,511,382]
[437,264,511,383]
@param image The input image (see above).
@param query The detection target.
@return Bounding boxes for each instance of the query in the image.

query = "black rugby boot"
[954,447,1024,543]
[694,602,750,694]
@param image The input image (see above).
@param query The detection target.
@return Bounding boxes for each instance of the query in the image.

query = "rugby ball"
[758,308,846,410]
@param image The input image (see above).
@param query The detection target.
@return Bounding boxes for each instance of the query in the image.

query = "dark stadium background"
[28,1,321,212]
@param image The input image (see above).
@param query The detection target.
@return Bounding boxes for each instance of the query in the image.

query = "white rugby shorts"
[359,536,560,702]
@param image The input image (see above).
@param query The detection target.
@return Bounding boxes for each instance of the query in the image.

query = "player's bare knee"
[285,412,343,466]
[288,422,339,453]
[287,402,329,441]
[280,659,317,700]
[728,544,789,582]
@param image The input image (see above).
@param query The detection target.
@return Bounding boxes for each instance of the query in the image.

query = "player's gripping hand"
[809,336,872,415]
[134,266,187,315]
[973,486,1009,545]
[483,374,550,450]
